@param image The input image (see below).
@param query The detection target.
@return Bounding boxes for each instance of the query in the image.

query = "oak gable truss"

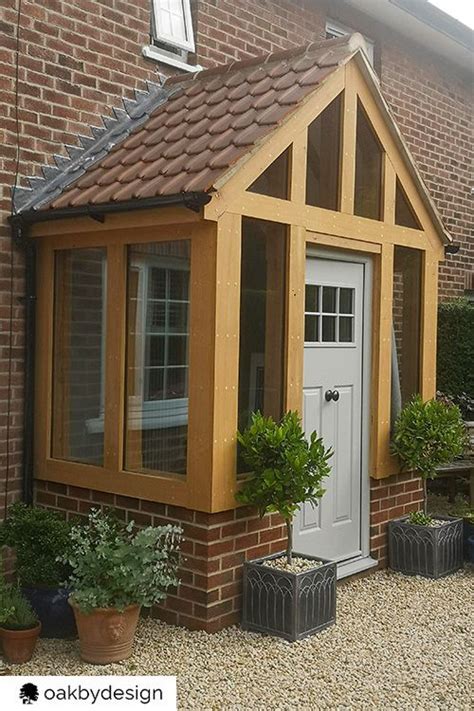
[204,49,450,258]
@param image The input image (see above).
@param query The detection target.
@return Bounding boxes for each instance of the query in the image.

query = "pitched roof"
[13,34,359,214]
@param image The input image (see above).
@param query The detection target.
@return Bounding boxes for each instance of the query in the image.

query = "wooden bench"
[435,459,474,507]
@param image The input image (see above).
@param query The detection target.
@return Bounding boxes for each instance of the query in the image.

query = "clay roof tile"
[28,35,358,209]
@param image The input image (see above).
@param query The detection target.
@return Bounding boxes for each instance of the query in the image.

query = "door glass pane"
[125,240,191,476]
[354,101,383,220]
[322,315,336,342]
[339,316,354,343]
[52,248,106,465]
[322,286,337,313]
[238,219,287,472]
[306,93,342,210]
[305,315,320,342]
[305,284,319,313]
[339,288,354,314]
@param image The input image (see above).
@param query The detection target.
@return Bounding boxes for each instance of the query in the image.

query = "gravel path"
[9,569,473,710]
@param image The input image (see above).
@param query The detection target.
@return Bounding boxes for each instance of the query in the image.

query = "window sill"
[86,398,189,433]
[142,45,203,73]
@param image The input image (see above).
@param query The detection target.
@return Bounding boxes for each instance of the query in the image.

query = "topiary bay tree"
[391,395,466,517]
[236,411,332,565]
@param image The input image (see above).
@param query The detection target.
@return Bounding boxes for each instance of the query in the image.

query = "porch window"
[248,147,290,200]
[395,179,422,229]
[237,219,287,471]
[391,246,422,424]
[52,248,106,465]
[354,101,383,221]
[125,241,191,476]
[306,93,342,210]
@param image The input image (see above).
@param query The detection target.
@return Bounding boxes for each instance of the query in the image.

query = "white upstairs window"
[326,18,375,66]
[152,0,195,52]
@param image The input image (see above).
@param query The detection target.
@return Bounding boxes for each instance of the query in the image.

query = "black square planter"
[241,552,336,642]
[388,515,463,579]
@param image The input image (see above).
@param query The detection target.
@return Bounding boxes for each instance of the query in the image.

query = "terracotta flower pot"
[0,623,41,664]
[69,600,140,664]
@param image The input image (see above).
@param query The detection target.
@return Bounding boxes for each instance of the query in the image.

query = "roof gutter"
[9,191,212,228]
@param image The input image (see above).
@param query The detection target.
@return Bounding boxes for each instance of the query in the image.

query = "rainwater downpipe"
[10,218,36,504]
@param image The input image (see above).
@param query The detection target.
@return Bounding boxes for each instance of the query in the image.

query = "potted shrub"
[389,395,466,578]
[64,509,182,664]
[0,503,76,638]
[0,580,41,664]
[236,411,333,642]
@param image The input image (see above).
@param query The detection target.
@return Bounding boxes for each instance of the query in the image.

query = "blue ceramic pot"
[467,535,474,564]
[22,586,77,639]
[463,519,474,562]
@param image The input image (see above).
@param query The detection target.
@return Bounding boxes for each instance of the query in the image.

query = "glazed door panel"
[294,257,364,562]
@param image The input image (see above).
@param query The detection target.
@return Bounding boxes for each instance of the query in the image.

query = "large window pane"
[354,101,383,220]
[391,247,422,425]
[238,219,286,472]
[395,179,422,229]
[52,248,106,465]
[248,148,290,199]
[306,93,342,210]
[125,240,191,476]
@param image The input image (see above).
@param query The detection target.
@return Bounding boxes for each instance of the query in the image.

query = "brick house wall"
[0,0,471,629]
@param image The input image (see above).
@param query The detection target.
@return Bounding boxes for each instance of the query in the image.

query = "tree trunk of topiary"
[422,477,428,516]
[285,518,293,566]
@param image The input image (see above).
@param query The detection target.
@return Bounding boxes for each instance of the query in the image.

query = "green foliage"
[0,503,74,587]
[408,511,434,527]
[236,411,332,563]
[0,582,39,630]
[64,509,183,613]
[437,299,474,418]
[428,493,474,524]
[391,395,466,480]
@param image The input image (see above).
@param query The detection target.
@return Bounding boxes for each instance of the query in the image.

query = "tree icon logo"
[19,683,39,704]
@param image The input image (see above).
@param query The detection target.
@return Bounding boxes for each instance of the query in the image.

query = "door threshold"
[336,555,378,580]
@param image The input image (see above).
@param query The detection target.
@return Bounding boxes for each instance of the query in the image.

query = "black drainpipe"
[10,220,36,504]
[9,191,211,505]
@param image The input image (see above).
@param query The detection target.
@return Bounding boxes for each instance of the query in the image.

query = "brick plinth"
[36,474,424,631]
[35,481,287,632]
[370,472,424,568]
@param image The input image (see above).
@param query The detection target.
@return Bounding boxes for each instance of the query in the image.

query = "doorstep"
[336,555,378,580]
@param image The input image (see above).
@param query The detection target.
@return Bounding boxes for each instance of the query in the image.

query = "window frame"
[34,222,213,510]
[151,0,195,53]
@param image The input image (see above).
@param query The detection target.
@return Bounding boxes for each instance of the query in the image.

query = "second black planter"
[242,553,336,642]
[388,515,463,579]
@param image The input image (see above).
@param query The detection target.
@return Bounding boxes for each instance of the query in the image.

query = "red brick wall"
[194,0,326,66]
[35,481,287,632]
[35,475,424,629]
[370,472,424,568]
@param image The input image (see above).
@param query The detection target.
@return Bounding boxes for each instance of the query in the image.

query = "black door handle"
[325,389,340,402]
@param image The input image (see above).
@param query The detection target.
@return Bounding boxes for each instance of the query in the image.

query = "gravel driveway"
[9,569,473,710]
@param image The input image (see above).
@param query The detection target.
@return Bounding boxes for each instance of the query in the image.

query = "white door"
[294,256,365,564]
